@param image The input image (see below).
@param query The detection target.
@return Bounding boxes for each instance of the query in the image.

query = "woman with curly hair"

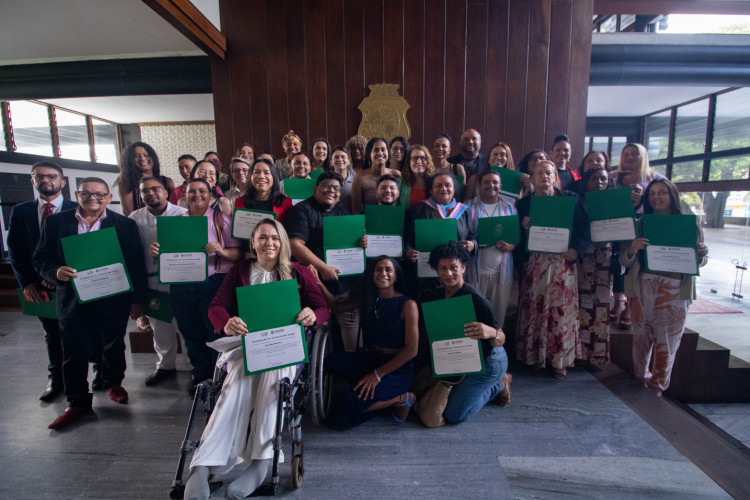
[344,135,368,175]
[398,145,437,209]
[116,142,175,216]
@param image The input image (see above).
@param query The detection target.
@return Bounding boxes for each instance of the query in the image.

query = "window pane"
[610,136,627,167]
[583,136,591,154]
[673,99,708,157]
[56,109,90,161]
[8,101,52,156]
[591,136,608,156]
[713,88,750,152]
[709,155,750,181]
[671,160,704,183]
[0,106,5,150]
[645,110,670,161]
[92,119,119,164]
[652,163,667,177]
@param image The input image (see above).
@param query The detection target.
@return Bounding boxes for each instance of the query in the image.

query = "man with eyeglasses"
[129,177,187,386]
[8,161,78,402]
[34,177,147,430]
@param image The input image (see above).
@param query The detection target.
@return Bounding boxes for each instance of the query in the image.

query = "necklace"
[481,200,500,218]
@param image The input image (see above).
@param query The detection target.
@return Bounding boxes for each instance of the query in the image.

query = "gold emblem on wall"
[358,84,411,141]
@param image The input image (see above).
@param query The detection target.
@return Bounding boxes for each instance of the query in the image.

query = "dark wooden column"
[211,0,594,168]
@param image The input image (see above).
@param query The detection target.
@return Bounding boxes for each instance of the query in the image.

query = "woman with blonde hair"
[184,218,329,499]
[616,143,666,194]
[398,144,437,208]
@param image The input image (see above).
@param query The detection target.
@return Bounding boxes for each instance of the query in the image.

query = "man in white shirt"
[129,176,188,386]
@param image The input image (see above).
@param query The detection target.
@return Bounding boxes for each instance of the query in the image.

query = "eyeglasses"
[233,168,250,175]
[140,186,165,195]
[319,183,342,192]
[410,156,427,163]
[78,191,108,200]
[33,173,60,181]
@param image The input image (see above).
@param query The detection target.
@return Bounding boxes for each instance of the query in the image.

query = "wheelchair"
[169,323,333,499]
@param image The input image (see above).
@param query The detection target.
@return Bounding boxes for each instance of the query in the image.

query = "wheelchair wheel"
[309,327,333,425]
[291,454,304,489]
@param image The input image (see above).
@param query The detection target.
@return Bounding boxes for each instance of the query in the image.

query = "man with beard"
[34,177,147,429]
[129,177,187,386]
[375,174,400,206]
[448,129,488,180]
[8,161,78,401]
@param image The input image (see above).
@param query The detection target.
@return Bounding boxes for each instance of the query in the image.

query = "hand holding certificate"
[324,215,366,276]
[61,227,133,303]
[586,187,636,242]
[527,196,576,254]
[365,205,405,258]
[642,214,699,276]
[422,295,484,377]
[232,208,275,240]
[157,217,208,284]
[237,279,309,375]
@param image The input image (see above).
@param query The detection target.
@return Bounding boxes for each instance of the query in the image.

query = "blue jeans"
[170,273,225,381]
[443,347,508,424]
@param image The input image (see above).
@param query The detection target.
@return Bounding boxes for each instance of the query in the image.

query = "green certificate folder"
[61,227,133,303]
[310,168,324,180]
[284,178,315,201]
[237,279,309,375]
[491,166,524,199]
[157,216,209,285]
[642,214,699,276]
[414,218,457,252]
[145,289,173,322]
[585,187,636,242]
[231,208,276,240]
[477,215,520,246]
[323,215,366,276]
[527,195,576,254]
[17,289,58,319]
[365,205,405,258]
[422,295,485,377]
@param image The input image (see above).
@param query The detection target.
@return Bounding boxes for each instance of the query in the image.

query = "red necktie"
[42,203,53,220]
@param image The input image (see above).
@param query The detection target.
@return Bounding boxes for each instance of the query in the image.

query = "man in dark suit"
[33,177,147,429]
[448,128,488,180]
[7,161,78,401]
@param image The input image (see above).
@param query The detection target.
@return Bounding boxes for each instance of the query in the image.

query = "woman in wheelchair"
[323,256,419,427]
[184,218,329,500]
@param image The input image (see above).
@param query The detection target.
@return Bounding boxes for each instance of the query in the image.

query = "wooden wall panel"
[212,0,594,167]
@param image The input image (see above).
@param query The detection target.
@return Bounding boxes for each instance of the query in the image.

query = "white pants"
[475,275,512,329]
[148,316,179,370]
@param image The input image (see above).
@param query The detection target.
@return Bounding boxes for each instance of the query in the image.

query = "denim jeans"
[443,346,508,424]
[170,273,225,381]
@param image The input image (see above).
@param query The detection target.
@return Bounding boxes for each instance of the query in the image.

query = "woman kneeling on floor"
[323,256,419,427]
[427,241,512,424]
[184,218,329,500]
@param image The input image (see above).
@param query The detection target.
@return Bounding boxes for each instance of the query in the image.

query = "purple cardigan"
[208,260,330,334]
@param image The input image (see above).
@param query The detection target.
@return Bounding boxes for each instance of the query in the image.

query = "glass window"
[8,101,53,156]
[610,136,627,167]
[713,88,750,153]
[0,108,5,150]
[651,163,667,177]
[645,110,670,161]
[56,109,90,161]
[583,136,591,154]
[673,99,708,157]
[92,119,119,164]
[591,136,609,155]
[709,155,750,181]
[671,160,704,183]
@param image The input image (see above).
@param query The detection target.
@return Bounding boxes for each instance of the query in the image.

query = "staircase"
[0,261,20,312]
[611,328,750,403]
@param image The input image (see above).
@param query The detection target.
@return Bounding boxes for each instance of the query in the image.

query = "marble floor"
[0,311,744,499]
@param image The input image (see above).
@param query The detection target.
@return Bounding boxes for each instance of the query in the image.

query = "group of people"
[8,128,707,499]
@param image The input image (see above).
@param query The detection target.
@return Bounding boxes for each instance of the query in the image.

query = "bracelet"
[373,369,382,383]
[495,329,502,341]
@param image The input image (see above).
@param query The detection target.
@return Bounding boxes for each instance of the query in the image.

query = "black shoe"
[40,380,63,402]
[145,368,177,386]
[91,368,104,391]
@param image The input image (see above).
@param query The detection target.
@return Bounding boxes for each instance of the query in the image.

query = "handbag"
[415,376,464,428]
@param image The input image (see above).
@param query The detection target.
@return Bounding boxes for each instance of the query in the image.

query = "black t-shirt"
[430,283,497,357]
[285,197,349,260]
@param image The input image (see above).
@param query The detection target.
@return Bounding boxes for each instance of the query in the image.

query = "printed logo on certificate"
[325,247,365,276]
[646,246,699,276]
[527,226,570,253]
[417,252,437,278]
[72,263,132,303]
[241,324,308,375]
[365,235,403,258]
[431,337,483,376]
[159,252,208,284]
[590,217,636,243]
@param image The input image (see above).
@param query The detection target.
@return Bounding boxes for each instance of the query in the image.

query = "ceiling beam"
[595,1,750,15]
[142,0,226,59]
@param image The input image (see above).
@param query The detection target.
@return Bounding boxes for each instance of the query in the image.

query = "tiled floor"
[0,311,739,499]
